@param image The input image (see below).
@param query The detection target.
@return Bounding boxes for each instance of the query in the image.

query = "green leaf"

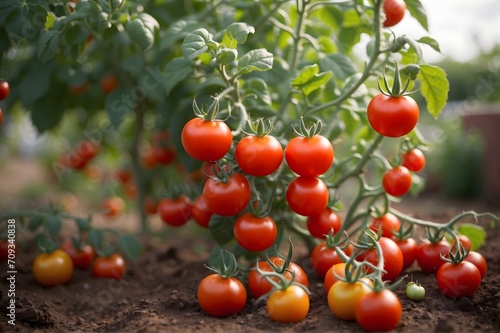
[242,78,272,105]
[417,64,449,118]
[209,215,236,245]
[159,20,204,50]
[86,229,104,250]
[457,223,486,251]
[182,28,213,60]
[105,86,132,128]
[292,64,332,96]
[118,234,142,261]
[74,217,91,232]
[222,22,255,48]
[405,0,428,31]
[44,216,62,237]
[216,48,237,66]
[19,62,52,104]
[75,0,100,16]
[28,216,44,232]
[237,48,273,75]
[125,17,154,50]
[417,36,441,54]
[164,57,193,95]
[319,53,357,81]
[37,30,59,63]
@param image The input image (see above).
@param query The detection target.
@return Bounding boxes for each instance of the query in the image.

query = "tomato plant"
[92,253,126,280]
[233,213,277,252]
[382,166,412,197]
[355,289,402,331]
[382,0,407,27]
[33,249,74,288]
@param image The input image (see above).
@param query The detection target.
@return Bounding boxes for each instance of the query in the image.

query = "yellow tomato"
[267,285,309,323]
[327,278,373,321]
[33,249,74,287]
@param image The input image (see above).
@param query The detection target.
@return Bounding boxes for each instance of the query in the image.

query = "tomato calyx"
[424,227,447,244]
[378,60,417,98]
[441,240,470,265]
[205,250,240,279]
[193,95,224,121]
[292,116,323,139]
[392,221,414,241]
[206,161,234,183]
[244,117,276,137]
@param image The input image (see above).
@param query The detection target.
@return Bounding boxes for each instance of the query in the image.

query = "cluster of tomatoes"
[0,238,126,288]
[59,140,100,171]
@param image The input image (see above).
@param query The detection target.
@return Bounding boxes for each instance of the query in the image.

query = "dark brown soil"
[1,160,499,332]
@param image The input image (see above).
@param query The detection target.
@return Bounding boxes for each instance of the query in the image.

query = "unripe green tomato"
[406,282,425,301]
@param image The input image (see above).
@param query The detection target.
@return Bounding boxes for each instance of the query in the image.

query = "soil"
[1,159,500,332]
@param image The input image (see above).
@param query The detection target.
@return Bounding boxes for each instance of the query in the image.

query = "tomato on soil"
[33,249,74,287]
[436,261,481,298]
[92,253,126,280]
[197,274,247,317]
[355,289,402,331]
[0,240,14,261]
[328,278,373,321]
[464,251,487,280]
[267,284,309,323]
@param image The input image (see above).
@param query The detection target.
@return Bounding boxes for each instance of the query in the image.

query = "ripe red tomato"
[464,251,487,280]
[141,148,158,169]
[437,261,481,298]
[61,239,95,270]
[367,94,419,138]
[355,289,402,331]
[203,172,251,216]
[382,0,407,27]
[69,80,88,95]
[285,135,334,177]
[181,118,232,161]
[33,249,74,287]
[369,213,400,238]
[310,242,354,279]
[114,169,133,184]
[0,240,13,261]
[247,258,309,299]
[191,195,213,228]
[92,253,126,280]
[197,274,247,317]
[382,166,412,197]
[235,135,284,176]
[267,284,309,322]
[357,237,403,282]
[76,140,100,161]
[101,196,126,217]
[306,207,342,239]
[60,152,88,170]
[286,177,329,217]
[0,81,10,100]
[100,74,118,94]
[402,148,426,172]
[416,239,451,274]
[233,213,277,252]
[157,195,193,227]
[394,237,418,270]
[152,145,176,165]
